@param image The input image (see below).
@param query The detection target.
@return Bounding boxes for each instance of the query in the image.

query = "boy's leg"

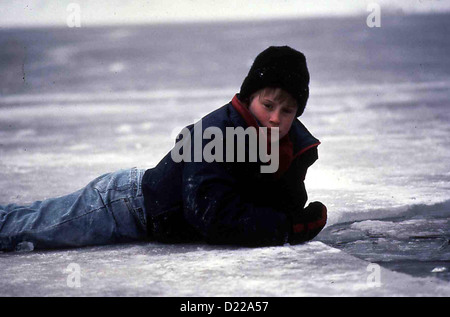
[0,168,147,251]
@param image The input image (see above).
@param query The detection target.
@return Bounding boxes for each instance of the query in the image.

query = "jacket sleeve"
[275,146,319,215]
[182,159,291,246]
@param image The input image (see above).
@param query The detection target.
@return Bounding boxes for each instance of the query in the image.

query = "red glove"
[289,202,327,244]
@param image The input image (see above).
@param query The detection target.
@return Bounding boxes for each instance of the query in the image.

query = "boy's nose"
[269,111,281,126]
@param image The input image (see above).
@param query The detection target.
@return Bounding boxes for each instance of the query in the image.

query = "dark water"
[318,201,450,281]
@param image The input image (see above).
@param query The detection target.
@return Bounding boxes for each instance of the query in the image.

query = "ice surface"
[1,241,448,296]
[432,267,447,273]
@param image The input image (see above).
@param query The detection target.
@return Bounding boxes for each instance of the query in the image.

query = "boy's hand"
[289,201,327,244]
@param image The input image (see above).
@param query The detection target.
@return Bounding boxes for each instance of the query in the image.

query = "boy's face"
[248,89,297,140]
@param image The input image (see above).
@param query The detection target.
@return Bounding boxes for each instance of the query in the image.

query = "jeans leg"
[0,168,147,251]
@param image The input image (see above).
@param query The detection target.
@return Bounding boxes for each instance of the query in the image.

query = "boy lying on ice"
[0,46,327,251]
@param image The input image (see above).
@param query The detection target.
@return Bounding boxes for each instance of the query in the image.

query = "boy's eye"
[263,103,273,109]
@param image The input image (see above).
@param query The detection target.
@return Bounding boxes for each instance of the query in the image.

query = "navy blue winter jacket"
[141,95,320,246]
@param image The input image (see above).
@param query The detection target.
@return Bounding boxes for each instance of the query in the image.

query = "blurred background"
[1,0,449,27]
[0,1,449,281]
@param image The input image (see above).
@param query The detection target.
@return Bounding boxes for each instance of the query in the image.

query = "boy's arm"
[275,146,318,214]
[181,137,321,246]
[276,147,327,243]
[182,160,291,246]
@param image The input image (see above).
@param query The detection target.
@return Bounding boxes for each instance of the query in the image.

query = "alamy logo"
[367,3,381,28]
[65,263,81,288]
[66,3,81,28]
[171,119,280,173]
[366,263,381,287]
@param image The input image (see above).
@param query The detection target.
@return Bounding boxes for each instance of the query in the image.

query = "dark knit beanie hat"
[239,46,310,117]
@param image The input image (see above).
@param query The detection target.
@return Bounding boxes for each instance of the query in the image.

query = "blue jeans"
[0,168,148,251]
